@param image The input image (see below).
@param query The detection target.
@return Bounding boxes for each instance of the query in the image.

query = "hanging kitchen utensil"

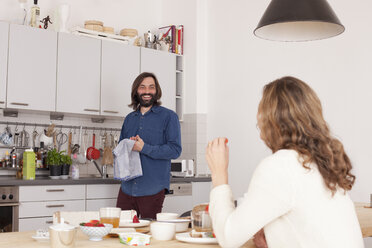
[67,129,72,156]
[86,132,100,160]
[102,146,114,165]
[32,124,38,148]
[0,125,13,145]
[71,128,80,155]
[98,129,104,158]
[14,124,20,147]
[56,128,68,152]
[77,126,87,164]
[20,123,29,147]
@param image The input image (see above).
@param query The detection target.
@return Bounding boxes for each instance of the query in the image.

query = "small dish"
[119,219,150,228]
[31,235,50,242]
[80,223,113,241]
[60,175,69,179]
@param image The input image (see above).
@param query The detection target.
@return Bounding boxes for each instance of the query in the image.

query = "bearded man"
[116,72,182,219]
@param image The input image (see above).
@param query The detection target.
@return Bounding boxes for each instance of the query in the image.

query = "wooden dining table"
[0,229,256,248]
[0,202,371,248]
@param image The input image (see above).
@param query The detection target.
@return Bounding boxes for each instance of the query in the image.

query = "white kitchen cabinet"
[19,217,53,232]
[86,184,120,211]
[140,48,176,112]
[101,41,140,117]
[7,24,57,111]
[56,33,101,115]
[0,22,8,109]
[18,185,86,231]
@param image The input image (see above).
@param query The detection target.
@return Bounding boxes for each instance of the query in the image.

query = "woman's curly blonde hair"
[258,76,355,194]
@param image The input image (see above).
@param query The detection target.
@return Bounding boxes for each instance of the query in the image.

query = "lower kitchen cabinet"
[86,184,120,211]
[16,181,210,230]
[18,217,53,232]
[18,185,86,231]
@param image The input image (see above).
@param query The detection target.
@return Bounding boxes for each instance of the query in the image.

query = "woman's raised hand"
[206,137,229,187]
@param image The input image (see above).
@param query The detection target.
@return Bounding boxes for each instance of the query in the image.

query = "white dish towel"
[113,139,142,181]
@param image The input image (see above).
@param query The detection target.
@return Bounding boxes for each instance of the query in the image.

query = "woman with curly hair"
[206,76,363,248]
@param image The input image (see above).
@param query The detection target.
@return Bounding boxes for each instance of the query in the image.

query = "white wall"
[205,0,372,203]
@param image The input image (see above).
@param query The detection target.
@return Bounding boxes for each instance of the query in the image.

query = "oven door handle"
[0,203,20,207]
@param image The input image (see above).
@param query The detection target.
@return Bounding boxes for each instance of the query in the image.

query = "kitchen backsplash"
[179,113,209,176]
[0,111,209,177]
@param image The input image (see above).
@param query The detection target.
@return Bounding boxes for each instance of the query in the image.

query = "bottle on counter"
[34,147,42,169]
[4,151,10,167]
[40,142,47,168]
[30,0,40,28]
[23,149,36,180]
[11,147,17,168]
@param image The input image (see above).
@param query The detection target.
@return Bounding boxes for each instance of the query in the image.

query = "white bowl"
[150,222,175,241]
[79,224,112,241]
[156,212,179,221]
[158,219,190,232]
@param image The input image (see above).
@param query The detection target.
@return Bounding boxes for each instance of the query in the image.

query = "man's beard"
[138,93,156,107]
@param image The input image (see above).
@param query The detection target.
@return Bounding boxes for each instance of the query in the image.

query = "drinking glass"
[99,207,121,228]
[191,210,212,232]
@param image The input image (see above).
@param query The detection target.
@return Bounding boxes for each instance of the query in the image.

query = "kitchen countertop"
[0,176,211,186]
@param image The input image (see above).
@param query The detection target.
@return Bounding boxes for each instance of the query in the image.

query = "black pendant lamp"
[254,0,345,41]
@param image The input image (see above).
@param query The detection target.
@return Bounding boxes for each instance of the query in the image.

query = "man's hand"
[253,229,268,248]
[130,135,144,152]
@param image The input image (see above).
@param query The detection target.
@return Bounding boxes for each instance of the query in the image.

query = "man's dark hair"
[129,72,162,110]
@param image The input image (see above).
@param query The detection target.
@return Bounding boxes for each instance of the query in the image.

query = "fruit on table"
[80,220,105,227]
[133,215,140,223]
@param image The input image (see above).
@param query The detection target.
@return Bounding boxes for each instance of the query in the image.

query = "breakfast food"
[133,215,140,223]
[80,220,105,227]
[189,229,216,238]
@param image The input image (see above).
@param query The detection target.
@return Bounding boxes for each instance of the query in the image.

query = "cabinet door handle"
[46,204,65,208]
[45,221,53,224]
[0,101,4,104]
[46,189,65,192]
[84,108,99,112]
[103,110,119,114]
[10,102,29,106]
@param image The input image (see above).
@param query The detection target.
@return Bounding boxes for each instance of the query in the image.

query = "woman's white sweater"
[209,150,364,248]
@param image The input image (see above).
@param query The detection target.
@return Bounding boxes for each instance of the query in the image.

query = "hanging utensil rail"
[0,121,121,132]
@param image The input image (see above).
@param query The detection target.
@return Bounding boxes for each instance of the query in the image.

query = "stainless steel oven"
[0,186,19,232]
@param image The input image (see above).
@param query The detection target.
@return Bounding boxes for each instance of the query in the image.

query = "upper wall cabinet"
[101,41,140,117]
[7,24,57,111]
[0,22,9,109]
[140,48,176,112]
[56,33,101,115]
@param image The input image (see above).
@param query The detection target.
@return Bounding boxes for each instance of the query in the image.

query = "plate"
[31,235,50,242]
[175,232,218,244]
[60,175,69,179]
[119,220,150,228]
[49,176,60,179]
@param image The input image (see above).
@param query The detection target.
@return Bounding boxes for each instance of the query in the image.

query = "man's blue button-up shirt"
[119,105,182,196]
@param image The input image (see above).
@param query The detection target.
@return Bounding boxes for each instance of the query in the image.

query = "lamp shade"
[254,0,345,41]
